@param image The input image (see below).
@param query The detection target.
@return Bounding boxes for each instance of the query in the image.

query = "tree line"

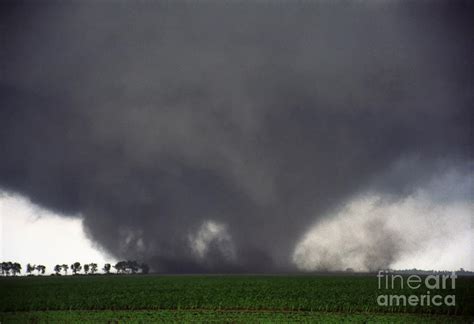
[1,261,149,276]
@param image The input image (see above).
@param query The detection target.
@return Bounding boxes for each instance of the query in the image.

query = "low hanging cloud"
[293,170,473,272]
[189,221,236,267]
[0,1,472,272]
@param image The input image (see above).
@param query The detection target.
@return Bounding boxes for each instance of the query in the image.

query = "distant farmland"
[1,274,473,323]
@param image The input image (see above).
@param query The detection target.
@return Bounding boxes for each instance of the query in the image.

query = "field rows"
[1,275,473,322]
[2,309,473,323]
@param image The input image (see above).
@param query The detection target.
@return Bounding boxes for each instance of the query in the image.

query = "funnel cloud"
[1,1,472,272]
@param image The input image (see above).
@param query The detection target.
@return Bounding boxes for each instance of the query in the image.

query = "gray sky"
[1,1,472,272]
[0,192,114,274]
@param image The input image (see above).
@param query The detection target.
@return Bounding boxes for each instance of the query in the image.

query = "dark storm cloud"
[1,1,472,272]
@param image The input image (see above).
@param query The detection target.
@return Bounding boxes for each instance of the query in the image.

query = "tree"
[26,263,36,276]
[54,265,62,275]
[71,262,82,275]
[83,264,90,275]
[11,262,22,276]
[89,263,98,274]
[140,263,149,274]
[1,262,12,276]
[114,261,127,274]
[103,263,111,274]
[36,265,46,275]
[62,264,69,275]
[127,260,139,274]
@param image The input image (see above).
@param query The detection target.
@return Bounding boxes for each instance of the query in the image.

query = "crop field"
[1,274,473,323]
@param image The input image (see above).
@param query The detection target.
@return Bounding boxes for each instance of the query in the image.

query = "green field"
[1,274,473,323]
